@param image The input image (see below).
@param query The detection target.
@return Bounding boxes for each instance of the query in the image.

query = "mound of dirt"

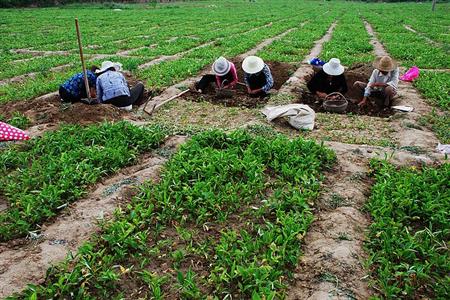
[0,95,127,127]
[182,61,295,108]
[345,63,374,100]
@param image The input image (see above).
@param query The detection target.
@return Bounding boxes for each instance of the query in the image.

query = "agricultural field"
[0,0,449,299]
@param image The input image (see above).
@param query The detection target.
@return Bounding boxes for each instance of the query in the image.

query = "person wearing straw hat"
[95,61,145,110]
[59,65,99,103]
[355,56,399,108]
[242,56,274,97]
[307,58,348,100]
[195,57,238,93]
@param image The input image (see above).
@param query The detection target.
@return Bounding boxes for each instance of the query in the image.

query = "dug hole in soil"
[0,73,148,128]
[181,61,295,108]
[298,63,395,118]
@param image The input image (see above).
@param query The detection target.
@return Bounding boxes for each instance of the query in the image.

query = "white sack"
[262,104,315,130]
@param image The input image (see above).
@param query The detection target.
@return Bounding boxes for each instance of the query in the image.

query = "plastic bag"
[309,57,325,66]
[400,66,419,82]
[262,104,315,130]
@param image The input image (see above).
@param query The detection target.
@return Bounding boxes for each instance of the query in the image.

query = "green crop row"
[414,71,450,111]
[9,129,335,299]
[258,14,338,63]
[364,11,449,69]
[0,112,31,129]
[365,160,449,299]
[0,122,167,241]
[321,13,374,66]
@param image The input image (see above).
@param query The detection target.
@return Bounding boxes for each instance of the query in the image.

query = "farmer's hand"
[358,97,368,107]
[316,92,327,99]
[247,87,252,94]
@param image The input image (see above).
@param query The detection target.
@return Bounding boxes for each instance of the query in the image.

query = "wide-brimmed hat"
[373,56,397,72]
[212,57,231,76]
[323,58,344,76]
[242,56,265,74]
[96,61,123,74]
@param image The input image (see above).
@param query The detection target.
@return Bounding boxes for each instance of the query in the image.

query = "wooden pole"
[75,18,91,102]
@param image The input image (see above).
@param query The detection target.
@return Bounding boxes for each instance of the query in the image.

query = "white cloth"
[437,143,450,154]
[262,104,315,130]
[392,105,414,112]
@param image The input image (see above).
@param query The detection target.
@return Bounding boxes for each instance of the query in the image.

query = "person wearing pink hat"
[307,58,348,100]
[195,57,238,93]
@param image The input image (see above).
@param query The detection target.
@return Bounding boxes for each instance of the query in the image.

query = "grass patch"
[0,122,167,241]
[365,160,449,299]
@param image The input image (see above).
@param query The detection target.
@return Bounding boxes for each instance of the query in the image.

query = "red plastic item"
[0,122,30,141]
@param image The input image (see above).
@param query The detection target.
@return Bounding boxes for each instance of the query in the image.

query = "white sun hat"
[322,58,345,76]
[242,56,265,74]
[212,57,231,76]
[96,61,123,74]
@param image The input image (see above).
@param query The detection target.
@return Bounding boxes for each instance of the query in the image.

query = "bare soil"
[181,61,295,108]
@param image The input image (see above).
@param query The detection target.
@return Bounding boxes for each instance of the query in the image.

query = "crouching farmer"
[307,58,347,101]
[195,57,238,93]
[242,56,273,97]
[59,66,98,103]
[355,56,399,107]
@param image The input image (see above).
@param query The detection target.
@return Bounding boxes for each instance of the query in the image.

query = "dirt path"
[287,142,441,300]
[279,21,337,95]
[286,20,446,300]
[364,21,441,151]
[0,136,186,299]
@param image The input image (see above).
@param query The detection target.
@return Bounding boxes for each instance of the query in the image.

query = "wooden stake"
[75,18,91,103]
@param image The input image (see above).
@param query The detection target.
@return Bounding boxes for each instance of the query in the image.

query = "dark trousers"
[104,83,145,107]
[195,74,216,93]
[59,86,82,103]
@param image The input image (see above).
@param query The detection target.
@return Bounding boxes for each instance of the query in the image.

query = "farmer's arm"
[386,68,399,89]
[228,63,238,88]
[364,70,377,97]
[260,66,274,93]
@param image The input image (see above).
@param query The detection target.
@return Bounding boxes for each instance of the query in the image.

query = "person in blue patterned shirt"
[242,56,274,98]
[59,66,98,103]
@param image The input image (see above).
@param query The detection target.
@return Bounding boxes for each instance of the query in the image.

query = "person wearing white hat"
[355,56,399,107]
[195,57,238,93]
[95,61,145,110]
[307,58,347,100]
[59,65,99,103]
[242,56,274,97]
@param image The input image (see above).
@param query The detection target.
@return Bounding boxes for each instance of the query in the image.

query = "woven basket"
[323,92,348,113]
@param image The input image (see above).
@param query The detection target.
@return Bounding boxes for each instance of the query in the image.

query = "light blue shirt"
[96,71,130,102]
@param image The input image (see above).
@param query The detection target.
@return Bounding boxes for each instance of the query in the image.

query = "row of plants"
[136,18,304,91]
[320,13,374,66]
[363,11,449,69]
[9,129,336,299]
[365,160,449,299]
[413,71,449,111]
[258,13,338,63]
[0,121,167,241]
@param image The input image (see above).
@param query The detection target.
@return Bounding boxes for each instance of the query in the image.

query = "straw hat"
[212,57,231,76]
[323,58,344,76]
[373,56,397,72]
[96,61,123,74]
[242,56,265,74]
